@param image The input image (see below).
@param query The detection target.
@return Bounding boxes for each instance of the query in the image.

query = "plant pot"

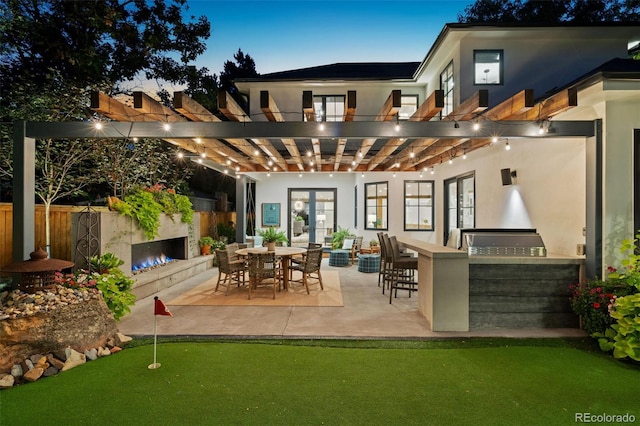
[107,196,121,211]
[201,244,212,255]
[266,241,276,252]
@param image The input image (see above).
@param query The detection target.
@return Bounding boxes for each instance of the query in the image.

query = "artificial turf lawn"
[0,339,638,425]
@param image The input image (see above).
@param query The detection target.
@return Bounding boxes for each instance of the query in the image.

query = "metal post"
[12,121,35,261]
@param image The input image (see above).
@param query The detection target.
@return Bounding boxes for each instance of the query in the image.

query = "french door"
[288,189,336,247]
[444,173,475,244]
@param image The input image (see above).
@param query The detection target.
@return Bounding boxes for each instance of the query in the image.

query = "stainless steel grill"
[461,230,547,257]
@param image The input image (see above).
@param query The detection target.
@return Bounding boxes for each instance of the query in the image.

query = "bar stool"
[388,235,418,304]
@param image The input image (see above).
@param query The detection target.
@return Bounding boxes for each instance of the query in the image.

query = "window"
[365,182,388,230]
[399,95,419,120]
[474,50,503,85]
[313,95,345,122]
[440,61,454,118]
[443,173,475,243]
[404,180,434,231]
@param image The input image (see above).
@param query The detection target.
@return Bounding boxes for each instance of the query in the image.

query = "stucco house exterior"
[232,23,640,279]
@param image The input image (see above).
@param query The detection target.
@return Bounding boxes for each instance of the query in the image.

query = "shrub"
[57,253,136,321]
[112,184,193,240]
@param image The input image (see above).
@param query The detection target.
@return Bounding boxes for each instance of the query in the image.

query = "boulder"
[0,296,118,373]
[0,374,15,389]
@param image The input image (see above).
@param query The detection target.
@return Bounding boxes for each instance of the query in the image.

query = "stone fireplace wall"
[72,211,201,276]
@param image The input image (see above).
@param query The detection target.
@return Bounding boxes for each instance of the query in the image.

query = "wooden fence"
[0,203,236,268]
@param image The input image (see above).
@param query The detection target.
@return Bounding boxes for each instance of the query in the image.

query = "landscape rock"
[115,333,133,346]
[11,364,23,378]
[43,366,59,377]
[61,348,86,371]
[23,366,44,382]
[46,354,64,370]
[98,347,111,357]
[84,348,98,361]
[0,374,15,389]
[0,292,118,373]
[110,346,122,353]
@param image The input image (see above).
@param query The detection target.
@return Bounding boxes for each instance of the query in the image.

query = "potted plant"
[199,236,215,255]
[331,226,352,249]
[258,228,288,251]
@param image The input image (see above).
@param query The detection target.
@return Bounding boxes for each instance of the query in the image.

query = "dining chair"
[214,249,247,296]
[289,247,324,294]
[247,251,280,299]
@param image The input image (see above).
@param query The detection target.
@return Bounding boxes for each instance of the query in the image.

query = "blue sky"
[185,1,475,75]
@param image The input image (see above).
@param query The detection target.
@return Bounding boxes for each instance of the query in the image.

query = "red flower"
[593,302,601,309]
[607,266,617,273]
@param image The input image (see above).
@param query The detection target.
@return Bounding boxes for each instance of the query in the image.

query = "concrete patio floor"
[117,258,586,339]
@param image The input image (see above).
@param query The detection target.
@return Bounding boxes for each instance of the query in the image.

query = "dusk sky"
[186,1,476,75]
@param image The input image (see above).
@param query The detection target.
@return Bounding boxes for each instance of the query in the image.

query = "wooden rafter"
[133,92,183,122]
[174,91,218,122]
[409,89,536,171]
[382,90,488,171]
[260,90,304,171]
[352,90,402,170]
[91,91,250,171]
[368,89,445,171]
[218,91,289,171]
[333,91,357,171]
[507,87,578,121]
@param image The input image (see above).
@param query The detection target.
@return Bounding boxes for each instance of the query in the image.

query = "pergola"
[12,87,600,273]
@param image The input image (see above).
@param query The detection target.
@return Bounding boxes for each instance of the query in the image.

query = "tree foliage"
[458,0,640,23]
[220,49,259,112]
[0,0,211,93]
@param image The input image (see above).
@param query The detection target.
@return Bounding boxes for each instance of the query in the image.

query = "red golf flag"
[154,296,173,317]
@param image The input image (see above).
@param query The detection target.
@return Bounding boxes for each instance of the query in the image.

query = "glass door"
[444,173,475,244]
[288,189,336,247]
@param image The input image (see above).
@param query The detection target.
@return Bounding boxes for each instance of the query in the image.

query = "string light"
[430,167,435,175]
[462,150,467,159]
[472,121,480,131]
[94,122,103,130]
[162,123,171,131]
[505,140,511,150]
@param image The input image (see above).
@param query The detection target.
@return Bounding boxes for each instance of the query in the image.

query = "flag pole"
[148,298,161,369]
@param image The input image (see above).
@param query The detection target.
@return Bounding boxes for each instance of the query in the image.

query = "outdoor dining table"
[235,246,307,290]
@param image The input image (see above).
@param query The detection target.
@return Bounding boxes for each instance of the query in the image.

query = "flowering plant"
[54,253,136,321]
[568,279,628,335]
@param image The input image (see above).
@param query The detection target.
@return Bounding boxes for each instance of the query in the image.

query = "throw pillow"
[342,238,354,250]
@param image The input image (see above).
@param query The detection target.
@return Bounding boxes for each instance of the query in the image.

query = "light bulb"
[162,123,171,131]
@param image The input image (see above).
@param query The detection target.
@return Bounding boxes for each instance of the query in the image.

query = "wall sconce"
[501,168,517,185]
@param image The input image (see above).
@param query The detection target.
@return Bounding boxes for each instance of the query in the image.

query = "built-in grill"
[460,228,547,257]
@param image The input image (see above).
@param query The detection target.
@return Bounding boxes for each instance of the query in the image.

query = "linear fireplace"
[131,237,187,274]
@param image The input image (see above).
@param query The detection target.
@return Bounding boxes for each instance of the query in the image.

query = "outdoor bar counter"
[396,237,584,332]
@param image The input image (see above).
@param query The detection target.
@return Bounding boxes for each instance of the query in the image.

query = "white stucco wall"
[248,136,586,256]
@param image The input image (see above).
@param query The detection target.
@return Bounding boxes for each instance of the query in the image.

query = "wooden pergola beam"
[378,90,488,171]
[174,91,220,122]
[508,87,578,121]
[260,90,304,170]
[218,91,288,171]
[369,89,445,170]
[483,89,534,121]
[133,92,184,122]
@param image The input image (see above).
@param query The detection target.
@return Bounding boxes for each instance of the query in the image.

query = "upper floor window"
[399,95,419,120]
[440,61,454,118]
[474,50,503,85]
[313,95,345,121]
